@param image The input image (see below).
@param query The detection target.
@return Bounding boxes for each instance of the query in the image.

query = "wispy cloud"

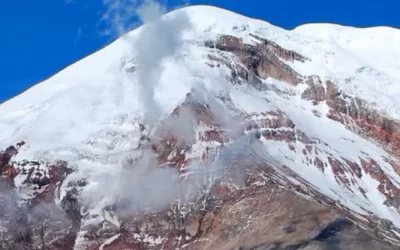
[133,0,192,123]
[73,28,83,46]
[100,0,139,38]
[99,0,188,39]
[63,0,76,4]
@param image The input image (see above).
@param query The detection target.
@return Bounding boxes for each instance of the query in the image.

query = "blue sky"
[0,0,398,103]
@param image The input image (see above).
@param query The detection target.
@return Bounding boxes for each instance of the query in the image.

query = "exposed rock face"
[0,144,80,250]
[299,76,400,213]
[206,34,305,86]
[302,77,400,159]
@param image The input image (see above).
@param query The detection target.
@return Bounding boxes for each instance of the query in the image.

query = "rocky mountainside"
[1,5,400,250]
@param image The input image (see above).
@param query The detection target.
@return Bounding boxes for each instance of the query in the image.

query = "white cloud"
[79,150,182,214]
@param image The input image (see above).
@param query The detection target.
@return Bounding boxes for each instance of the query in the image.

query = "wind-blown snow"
[1,4,400,228]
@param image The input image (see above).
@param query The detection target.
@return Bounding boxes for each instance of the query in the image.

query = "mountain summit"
[1,5,400,250]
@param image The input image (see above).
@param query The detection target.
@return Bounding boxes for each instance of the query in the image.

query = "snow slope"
[2,4,400,232]
[2,5,400,151]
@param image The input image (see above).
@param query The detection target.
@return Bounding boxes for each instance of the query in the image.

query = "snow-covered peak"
[2,6,400,245]
[0,5,397,159]
[2,5,400,124]
[0,3,399,161]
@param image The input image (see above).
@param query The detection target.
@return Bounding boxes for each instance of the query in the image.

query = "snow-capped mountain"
[1,5,400,250]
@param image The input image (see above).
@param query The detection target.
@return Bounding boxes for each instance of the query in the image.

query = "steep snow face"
[2,4,400,233]
[291,24,400,118]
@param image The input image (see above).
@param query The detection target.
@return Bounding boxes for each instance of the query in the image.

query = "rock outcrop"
[205,34,305,86]
[0,144,80,250]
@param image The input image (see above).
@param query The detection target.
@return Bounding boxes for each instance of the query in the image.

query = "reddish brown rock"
[360,158,400,213]
[300,74,400,160]
[207,34,306,85]
[343,158,363,178]
[0,143,80,250]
